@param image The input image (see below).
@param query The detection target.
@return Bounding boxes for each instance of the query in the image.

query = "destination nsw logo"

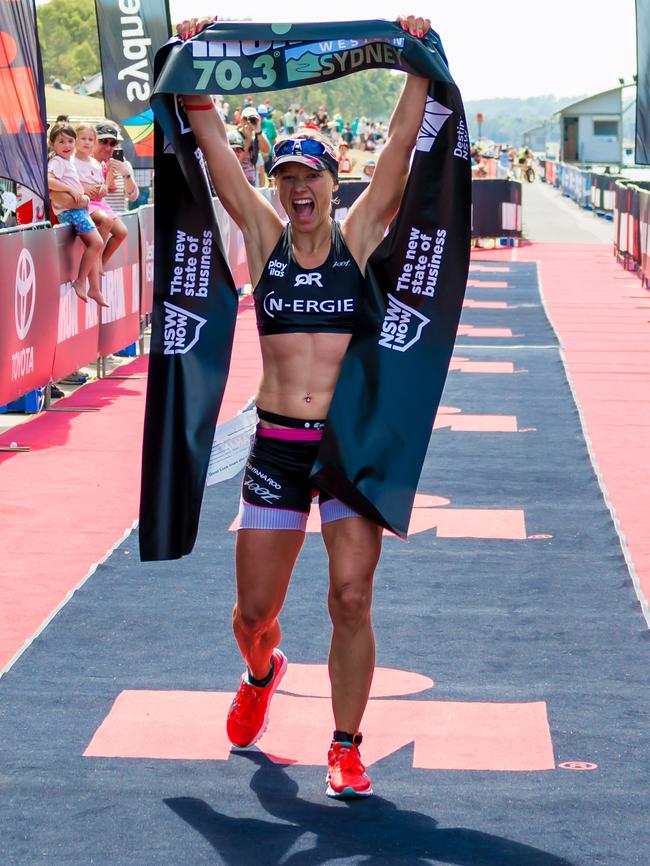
[163,301,207,355]
[285,37,404,83]
[378,294,430,353]
[415,98,453,153]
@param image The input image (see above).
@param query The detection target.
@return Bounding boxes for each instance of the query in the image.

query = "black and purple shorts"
[238,410,359,531]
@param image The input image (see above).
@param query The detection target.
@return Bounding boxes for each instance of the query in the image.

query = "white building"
[556,88,622,165]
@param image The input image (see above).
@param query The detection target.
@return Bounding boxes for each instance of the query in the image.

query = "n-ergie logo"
[378,294,430,352]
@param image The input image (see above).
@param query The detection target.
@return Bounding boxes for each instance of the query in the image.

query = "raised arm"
[176,20,280,242]
[342,15,430,269]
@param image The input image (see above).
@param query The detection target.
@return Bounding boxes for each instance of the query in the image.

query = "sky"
[167,0,638,101]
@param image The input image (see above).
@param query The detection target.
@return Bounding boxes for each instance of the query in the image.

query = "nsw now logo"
[378,294,430,353]
[163,301,207,355]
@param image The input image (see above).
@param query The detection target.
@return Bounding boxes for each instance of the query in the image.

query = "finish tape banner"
[140,20,471,561]
[0,0,49,202]
[94,0,171,167]
[637,0,650,164]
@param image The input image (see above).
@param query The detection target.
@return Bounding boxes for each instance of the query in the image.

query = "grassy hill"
[44,85,106,122]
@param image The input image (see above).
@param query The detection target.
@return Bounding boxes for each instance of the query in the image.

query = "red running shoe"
[226,648,287,748]
[326,741,373,798]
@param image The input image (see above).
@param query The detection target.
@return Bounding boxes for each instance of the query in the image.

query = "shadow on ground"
[165,752,573,866]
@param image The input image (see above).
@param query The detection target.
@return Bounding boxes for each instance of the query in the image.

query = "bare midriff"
[256,331,352,424]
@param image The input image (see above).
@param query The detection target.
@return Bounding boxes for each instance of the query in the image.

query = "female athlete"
[177,13,431,798]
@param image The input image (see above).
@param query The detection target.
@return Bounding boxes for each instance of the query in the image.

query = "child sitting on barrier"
[72,123,116,268]
[48,122,108,307]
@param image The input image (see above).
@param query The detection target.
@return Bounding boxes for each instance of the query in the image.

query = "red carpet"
[0,307,262,674]
[472,244,650,618]
[2,247,649,673]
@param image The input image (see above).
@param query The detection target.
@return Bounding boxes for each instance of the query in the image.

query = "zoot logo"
[415,97,453,153]
[378,294,430,353]
[162,301,207,355]
[244,475,281,503]
[294,272,323,288]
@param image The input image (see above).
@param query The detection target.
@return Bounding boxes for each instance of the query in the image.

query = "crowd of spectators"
[469,141,536,181]
[213,96,388,187]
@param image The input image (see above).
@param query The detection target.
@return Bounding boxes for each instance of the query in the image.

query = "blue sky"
[167,0,637,100]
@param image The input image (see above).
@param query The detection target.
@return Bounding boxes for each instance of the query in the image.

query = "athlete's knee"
[328,580,372,630]
[232,601,276,639]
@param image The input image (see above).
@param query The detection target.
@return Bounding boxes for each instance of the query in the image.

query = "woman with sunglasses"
[177,13,431,799]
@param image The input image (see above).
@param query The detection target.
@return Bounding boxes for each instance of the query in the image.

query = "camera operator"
[237,107,270,187]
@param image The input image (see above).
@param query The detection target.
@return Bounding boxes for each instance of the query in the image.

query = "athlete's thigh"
[235,528,304,616]
[321,517,383,589]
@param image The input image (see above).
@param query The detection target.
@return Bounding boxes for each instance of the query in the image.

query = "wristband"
[183,102,214,111]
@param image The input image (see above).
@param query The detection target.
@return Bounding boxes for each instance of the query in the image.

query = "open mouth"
[293,198,314,221]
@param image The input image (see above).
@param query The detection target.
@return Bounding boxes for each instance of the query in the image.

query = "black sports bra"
[254,221,365,336]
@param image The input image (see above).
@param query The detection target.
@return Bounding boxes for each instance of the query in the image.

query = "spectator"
[361,159,376,181]
[93,122,139,215]
[337,141,354,175]
[92,123,134,268]
[73,123,127,271]
[227,129,250,178]
[283,107,296,134]
[238,107,270,187]
[259,106,278,168]
[47,122,107,306]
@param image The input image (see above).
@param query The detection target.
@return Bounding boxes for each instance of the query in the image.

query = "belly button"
[304,392,312,403]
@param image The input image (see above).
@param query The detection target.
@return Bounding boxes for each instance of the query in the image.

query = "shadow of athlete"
[165,752,575,866]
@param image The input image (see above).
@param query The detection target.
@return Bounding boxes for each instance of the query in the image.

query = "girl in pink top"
[75,123,128,271]
[48,122,107,306]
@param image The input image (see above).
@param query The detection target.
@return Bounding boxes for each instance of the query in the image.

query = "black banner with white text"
[637,0,650,163]
[0,0,48,202]
[140,20,471,561]
[94,0,171,167]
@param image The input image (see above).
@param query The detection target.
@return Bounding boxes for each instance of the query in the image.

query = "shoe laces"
[329,742,366,775]
[231,681,263,726]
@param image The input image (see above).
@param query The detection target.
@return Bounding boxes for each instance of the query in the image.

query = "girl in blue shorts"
[48,122,108,307]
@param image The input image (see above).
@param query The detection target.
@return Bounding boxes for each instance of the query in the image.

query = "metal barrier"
[540,159,618,217]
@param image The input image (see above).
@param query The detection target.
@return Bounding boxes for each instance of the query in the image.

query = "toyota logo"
[15,248,36,340]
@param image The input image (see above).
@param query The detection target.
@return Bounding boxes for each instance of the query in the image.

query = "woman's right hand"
[176,16,216,41]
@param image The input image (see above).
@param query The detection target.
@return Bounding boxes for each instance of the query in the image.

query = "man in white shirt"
[93,122,140,213]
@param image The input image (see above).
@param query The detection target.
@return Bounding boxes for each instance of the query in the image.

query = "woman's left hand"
[397,14,431,39]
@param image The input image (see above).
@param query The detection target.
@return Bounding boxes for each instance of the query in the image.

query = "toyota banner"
[0,229,59,406]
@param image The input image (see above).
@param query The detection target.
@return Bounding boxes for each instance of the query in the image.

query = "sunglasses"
[101,139,118,147]
[273,138,335,160]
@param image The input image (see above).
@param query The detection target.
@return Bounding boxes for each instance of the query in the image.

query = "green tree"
[37,0,100,86]
[251,69,405,123]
